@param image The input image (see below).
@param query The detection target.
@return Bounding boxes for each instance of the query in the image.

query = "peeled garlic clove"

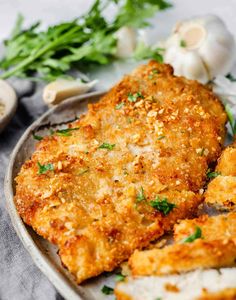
[115,26,137,58]
[163,14,236,83]
[43,79,98,105]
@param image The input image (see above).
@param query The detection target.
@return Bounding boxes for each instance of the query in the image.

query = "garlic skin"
[43,79,98,105]
[115,26,137,58]
[163,15,236,83]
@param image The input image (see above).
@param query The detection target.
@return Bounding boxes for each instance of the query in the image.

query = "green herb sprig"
[182,226,202,243]
[37,162,54,174]
[150,197,176,215]
[0,0,171,81]
[101,285,114,295]
[52,127,80,137]
[99,142,116,150]
[207,170,221,179]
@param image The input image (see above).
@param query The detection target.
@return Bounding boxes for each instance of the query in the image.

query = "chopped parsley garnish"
[128,92,144,102]
[225,104,236,135]
[182,226,202,243]
[101,285,114,295]
[115,273,126,282]
[150,197,176,215]
[52,127,80,137]
[37,162,54,174]
[136,187,146,203]
[115,102,125,110]
[148,69,160,79]
[33,133,43,141]
[99,142,116,150]
[180,39,187,47]
[157,135,165,140]
[226,73,236,82]
[207,170,221,179]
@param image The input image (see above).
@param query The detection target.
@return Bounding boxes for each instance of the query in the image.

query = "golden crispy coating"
[205,142,236,211]
[15,61,226,283]
[198,288,236,300]
[174,213,236,242]
[128,239,236,276]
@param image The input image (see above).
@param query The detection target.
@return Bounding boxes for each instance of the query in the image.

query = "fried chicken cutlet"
[15,61,226,283]
[205,141,236,210]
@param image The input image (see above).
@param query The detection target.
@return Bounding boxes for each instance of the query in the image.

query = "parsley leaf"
[128,92,144,102]
[0,0,171,81]
[180,39,187,47]
[54,127,80,137]
[150,197,176,215]
[133,42,164,62]
[115,102,125,110]
[101,285,114,295]
[182,226,202,243]
[157,135,165,140]
[33,133,43,141]
[136,187,146,203]
[115,273,126,282]
[225,104,236,135]
[207,170,221,179]
[99,142,116,150]
[37,162,54,174]
[226,73,236,82]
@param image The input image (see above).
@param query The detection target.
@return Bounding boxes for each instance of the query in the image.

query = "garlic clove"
[43,79,98,105]
[115,26,137,58]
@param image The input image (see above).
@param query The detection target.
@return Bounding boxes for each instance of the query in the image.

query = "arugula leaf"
[136,187,146,202]
[101,285,114,295]
[0,0,171,81]
[225,104,236,135]
[207,170,221,179]
[150,197,176,215]
[182,226,202,243]
[133,42,164,62]
[33,133,43,141]
[37,162,54,174]
[226,73,236,82]
[99,142,116,150]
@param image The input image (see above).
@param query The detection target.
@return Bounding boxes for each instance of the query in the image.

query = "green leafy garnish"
[37,162,54,174]
[134,42,164,62]
[33,133,43,141]
[128,92,144,102]
[180,39,187,47]
[225,104,236,135]
[52,127,80,137]
[207,170,221,179]
[115,102,125,110]
[157,135,165,140]
[150,197,176,215]
[148,68,160,79]
[226,73,236,82]
[136,187,146,203]
[101,285,114,295]
[115,273,126,282]
[0,0,171,81]
[182,226,202,243]
[99,142,116,150]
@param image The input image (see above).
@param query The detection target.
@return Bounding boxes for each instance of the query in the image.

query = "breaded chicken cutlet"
[205,141,236,210]
[115,269,236,300]
[15,61,226,283]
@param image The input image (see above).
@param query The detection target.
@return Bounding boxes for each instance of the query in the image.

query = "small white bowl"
[0,79,17,133]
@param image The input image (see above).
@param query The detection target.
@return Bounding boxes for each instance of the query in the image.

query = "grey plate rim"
[4,90,106,300]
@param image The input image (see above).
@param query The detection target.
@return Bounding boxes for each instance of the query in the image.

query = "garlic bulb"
[163,15,236,83]
[115,26,137,58]
[43,79,98,105]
